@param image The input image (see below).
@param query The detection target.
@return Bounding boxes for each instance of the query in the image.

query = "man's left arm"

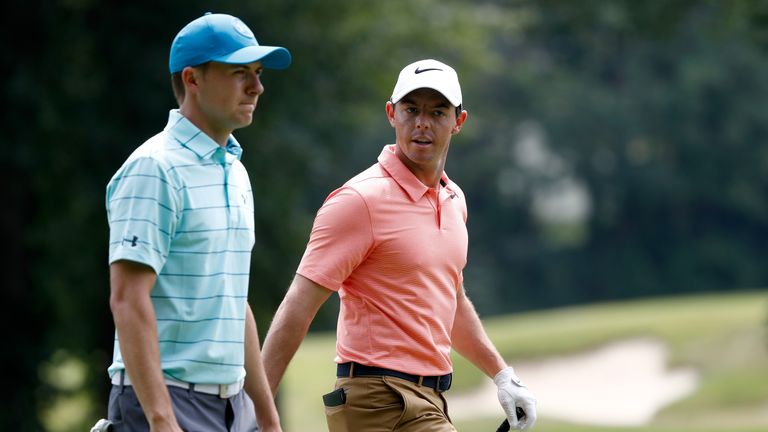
[243,305,282,432]
[451,286,537,430]
[451,286,506,376]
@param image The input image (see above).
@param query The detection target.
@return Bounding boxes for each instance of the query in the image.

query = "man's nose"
[415,111,430,129]
[248,72,264,95]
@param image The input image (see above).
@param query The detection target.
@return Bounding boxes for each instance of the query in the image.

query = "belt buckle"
[219,381,243,398]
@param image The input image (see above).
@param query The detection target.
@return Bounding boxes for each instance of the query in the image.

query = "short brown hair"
[171,72,184,106]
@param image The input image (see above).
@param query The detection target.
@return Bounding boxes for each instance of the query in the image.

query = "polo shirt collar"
[165,109,243,160]
[378,144,451,202]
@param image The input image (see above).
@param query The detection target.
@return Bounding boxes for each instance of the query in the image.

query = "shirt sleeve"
[106,156,179,274]
[296,186,374,291]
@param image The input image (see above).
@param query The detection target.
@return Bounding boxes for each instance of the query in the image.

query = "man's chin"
[234,115,254,129]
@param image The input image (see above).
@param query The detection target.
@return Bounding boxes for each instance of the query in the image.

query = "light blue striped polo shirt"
[106,109,255,385]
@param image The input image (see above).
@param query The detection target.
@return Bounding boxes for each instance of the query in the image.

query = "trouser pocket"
[323,387,348,432]
[108,386,149,431]
[382,377,456,432]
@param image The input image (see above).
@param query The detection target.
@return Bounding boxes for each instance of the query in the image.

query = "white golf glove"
[494,366,537,430]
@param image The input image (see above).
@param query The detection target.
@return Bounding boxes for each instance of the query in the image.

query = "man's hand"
[494,367,537,430]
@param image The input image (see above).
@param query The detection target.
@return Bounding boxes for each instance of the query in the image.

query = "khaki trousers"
[324,376,457,432]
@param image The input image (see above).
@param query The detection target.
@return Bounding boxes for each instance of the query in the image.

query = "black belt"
[337,362,452,392]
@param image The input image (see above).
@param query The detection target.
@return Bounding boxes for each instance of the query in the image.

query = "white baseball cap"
[390,59,462,107]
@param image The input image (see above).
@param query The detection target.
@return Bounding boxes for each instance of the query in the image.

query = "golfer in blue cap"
[102,12,290,432]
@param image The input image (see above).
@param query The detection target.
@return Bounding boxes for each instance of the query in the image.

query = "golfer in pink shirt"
[262,59,537,431]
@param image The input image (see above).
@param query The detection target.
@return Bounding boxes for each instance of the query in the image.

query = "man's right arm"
[262,274,332,396]
[110,259,183,432]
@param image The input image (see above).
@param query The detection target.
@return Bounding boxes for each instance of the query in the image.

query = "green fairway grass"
[279,290,767,432]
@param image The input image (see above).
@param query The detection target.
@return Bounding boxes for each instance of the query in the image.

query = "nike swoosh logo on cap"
[415,67,442,74]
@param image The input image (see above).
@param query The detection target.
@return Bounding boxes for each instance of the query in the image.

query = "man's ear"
[385,101,396,127]
[181,66,200,93]
[452,110,468,134]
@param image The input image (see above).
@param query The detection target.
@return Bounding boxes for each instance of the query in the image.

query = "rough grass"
[280,290,768,432]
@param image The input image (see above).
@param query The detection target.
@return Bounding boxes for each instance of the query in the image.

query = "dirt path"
[446,338,699,426]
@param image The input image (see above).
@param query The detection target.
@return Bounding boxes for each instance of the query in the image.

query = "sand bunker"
[446,338,699,426]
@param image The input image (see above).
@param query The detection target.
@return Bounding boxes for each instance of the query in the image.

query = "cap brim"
[391,85,461,107]
[212,46,292,70]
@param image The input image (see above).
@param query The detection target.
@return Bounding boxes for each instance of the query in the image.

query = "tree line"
[4,0,768,429]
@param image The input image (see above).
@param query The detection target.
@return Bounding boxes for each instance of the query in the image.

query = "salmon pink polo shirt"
[297,144,469,376]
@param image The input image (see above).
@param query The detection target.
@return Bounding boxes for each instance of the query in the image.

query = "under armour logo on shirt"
[122,235,139,247]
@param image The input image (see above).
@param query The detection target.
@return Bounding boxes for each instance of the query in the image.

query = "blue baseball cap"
[169,13,291,73]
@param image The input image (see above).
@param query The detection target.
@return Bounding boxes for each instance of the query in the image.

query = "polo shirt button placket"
[427,188,441,228]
